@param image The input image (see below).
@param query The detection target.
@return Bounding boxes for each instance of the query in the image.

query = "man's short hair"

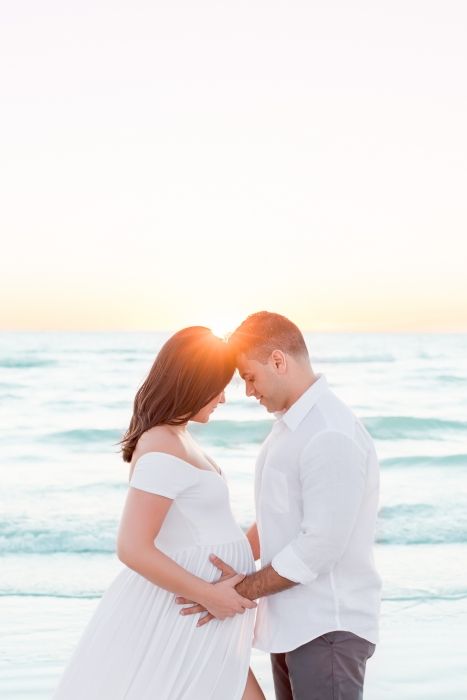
[228,311,309,362]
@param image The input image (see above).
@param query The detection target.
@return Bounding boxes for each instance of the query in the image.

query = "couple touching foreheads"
[54,312,381,700]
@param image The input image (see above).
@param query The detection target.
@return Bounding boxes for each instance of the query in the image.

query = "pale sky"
[1,0,466,332]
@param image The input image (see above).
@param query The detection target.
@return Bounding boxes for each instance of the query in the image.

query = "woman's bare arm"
[117,486,255,620]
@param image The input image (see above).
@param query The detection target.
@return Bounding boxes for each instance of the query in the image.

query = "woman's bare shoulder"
[129,426,188,481]
[133,426,186,462]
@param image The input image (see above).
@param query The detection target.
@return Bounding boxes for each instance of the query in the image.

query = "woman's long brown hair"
[120,327,235,462]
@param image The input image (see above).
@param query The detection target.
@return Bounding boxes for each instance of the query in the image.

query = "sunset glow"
[1,2,466,333]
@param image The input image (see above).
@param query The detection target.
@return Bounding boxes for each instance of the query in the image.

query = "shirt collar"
[277,374,328,432]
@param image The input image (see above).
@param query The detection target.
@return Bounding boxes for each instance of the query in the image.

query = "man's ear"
[270,350,287,374]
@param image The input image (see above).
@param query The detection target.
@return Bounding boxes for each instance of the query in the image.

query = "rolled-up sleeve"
[271,430,367,584]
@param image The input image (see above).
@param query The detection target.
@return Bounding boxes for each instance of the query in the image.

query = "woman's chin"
[190,414,210,424]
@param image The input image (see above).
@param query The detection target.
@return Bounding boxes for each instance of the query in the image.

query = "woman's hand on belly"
[176,555,256,626]
[198,574,257,621]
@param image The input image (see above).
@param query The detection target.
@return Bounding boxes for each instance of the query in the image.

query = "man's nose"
[246,383,255,397]
[219,391,225,404]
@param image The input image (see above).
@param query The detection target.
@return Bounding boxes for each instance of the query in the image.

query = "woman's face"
[190,390,225,423]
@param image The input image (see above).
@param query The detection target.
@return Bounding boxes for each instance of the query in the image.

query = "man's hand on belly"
[175,554,295,627]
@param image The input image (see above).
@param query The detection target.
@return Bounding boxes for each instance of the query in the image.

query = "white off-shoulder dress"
[53,452,256,700]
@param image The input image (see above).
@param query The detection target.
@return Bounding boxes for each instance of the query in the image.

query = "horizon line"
[1,328,467,335]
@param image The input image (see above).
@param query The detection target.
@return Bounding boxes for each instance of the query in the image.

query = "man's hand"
[200,573,256,622]
[205,557,297,601]
[175,555,247,627]
[177,553,295,626]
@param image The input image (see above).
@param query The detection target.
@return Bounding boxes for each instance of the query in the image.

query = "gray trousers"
[271,631,376,700]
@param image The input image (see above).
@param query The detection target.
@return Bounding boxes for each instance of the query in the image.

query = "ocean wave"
[37,421,274,449]
[0,392,22,400]
[59,481,126,493]
[379,503,434,519]
[0,357,57,368]
[0,591,101,599]
[363,416,467,440]
[0,521,117,554]
[434,374,467,384]
[89,348,154,355]
[377,503,467,545]
[41,428,124,446]
[3,502,467,554]
[313,354,394,364]
[53,347,156,356]
[381,454,467,468]
[383,590,467,603]
[3,589,467,603]
[37,415,465,450]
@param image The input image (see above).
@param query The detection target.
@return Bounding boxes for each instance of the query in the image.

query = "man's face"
[236,352,285,413]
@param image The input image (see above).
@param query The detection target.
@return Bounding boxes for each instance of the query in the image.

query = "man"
[180,311,381,699]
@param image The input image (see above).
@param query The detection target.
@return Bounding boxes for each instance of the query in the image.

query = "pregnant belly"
[168,539,256,581]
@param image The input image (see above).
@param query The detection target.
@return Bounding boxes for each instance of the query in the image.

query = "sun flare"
[205,315,244,341]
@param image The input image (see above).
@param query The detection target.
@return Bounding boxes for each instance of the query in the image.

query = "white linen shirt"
[253,375,381,653]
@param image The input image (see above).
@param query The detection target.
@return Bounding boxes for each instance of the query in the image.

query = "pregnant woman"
[53,327,264,700]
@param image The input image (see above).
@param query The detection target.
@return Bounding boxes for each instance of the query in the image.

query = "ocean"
[1,331,467,698]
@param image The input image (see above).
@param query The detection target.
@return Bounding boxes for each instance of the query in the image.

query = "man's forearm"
[235,564,296,600]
